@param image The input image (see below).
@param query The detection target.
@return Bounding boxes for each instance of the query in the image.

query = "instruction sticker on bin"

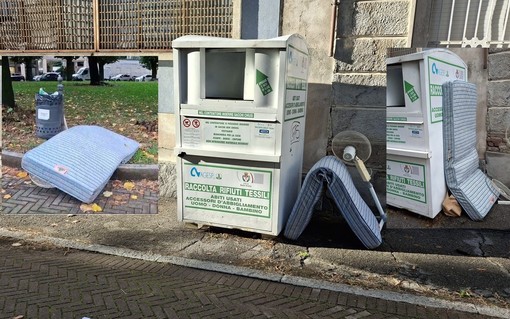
[428,57,466,123]
[181,117,276,153]
[183,163,273,218]
[284,45,309,121]
[387,160,426,203]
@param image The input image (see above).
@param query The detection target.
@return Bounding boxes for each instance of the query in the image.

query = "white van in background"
[72,67,90,81]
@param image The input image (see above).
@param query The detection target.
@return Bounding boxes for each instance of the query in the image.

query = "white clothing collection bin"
[173,35,309,235]
[386,49,467,218]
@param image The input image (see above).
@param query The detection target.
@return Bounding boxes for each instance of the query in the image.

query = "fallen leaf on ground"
[80,203,103,213]
[3,194,12,199]
[51,223,58,227]
[123,182,135,191]
[1,189,5,193]
[11,242,22,247]
[67,214,76,217]
[130,195,138,200]
[16,171,28,178]
[103,191,113,198]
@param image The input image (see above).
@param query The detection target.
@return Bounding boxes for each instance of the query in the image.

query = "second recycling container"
[173,35,309,235]
[386,49,467,218]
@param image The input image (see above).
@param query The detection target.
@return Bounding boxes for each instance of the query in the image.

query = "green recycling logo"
[404,81,419,102]
[256,70,273,96]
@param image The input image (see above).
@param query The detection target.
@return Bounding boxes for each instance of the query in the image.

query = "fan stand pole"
[354,157,387,230]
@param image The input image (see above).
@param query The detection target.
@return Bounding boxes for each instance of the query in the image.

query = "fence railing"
[0,0,233,54]
[429,0,510,48]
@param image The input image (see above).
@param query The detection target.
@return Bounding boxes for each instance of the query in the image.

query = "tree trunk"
[65,57,74,81]
[2,57,16,109]
[98,62,105,81]
[151,60,157,80]
[88,56,101,85]
[23,57,33,81]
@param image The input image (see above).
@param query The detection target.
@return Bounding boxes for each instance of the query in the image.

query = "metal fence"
[428,0,510,48]
[0,0,233,53]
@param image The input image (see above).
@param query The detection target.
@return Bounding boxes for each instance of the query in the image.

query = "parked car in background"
[135,74,153,82]
[111,74,131,81]
[11,73,25,81]
[130,75,138,81]
[37,72,60,81]
[33,75,42,81]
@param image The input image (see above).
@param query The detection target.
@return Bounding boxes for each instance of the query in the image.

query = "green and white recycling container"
[386,49,467,218]
[173,35,309,235]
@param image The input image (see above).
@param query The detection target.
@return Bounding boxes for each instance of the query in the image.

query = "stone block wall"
[487,49,510,154]
[333,0,415,169]
[486,49,510,186]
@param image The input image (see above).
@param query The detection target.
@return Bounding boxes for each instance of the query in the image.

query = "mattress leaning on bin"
[22,125,140,203]
[283,156,382,249]
[442,81,499,220]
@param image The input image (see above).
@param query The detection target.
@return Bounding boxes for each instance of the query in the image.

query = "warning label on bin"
[428,57,466,123]
[183,163,272,218]
[387,160,426,203]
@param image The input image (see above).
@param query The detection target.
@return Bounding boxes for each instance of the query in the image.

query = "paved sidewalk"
[0,237,496,319]
[1,166,158,215]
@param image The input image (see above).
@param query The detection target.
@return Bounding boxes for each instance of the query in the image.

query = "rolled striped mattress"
[442,81,499,220]
[283,156,382,249]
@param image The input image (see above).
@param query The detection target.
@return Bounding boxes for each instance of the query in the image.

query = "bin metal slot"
[387,147,431,159]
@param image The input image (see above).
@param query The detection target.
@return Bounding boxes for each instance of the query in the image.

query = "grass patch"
[3,81,158,164]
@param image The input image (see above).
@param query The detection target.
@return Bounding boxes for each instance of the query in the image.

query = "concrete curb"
[0,228,507,319]
[1,150,158,181]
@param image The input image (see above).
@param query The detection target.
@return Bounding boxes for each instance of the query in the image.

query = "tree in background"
[10,56,40,81]
[96,56,119,80]
[87,56,101,85]
[2,57,16,109]
[139,56,158,80]
[61,56,78,81]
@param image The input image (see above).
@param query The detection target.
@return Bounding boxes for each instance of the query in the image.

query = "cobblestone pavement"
[0,238,497,319]
[1,166,158,215]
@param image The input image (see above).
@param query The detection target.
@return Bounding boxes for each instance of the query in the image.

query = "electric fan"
[332,131,387,229]
[491,179,510,205]
[30,175,54,188]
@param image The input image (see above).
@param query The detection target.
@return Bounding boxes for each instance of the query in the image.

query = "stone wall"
[281,0,333,172]
[487,49,510,154]
[333,0,415,170]
[486,49,510,186]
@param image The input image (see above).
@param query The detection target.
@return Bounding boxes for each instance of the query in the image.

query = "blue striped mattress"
[283,156,382,249]
[442,81,499,220]
[21,125,139,203]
